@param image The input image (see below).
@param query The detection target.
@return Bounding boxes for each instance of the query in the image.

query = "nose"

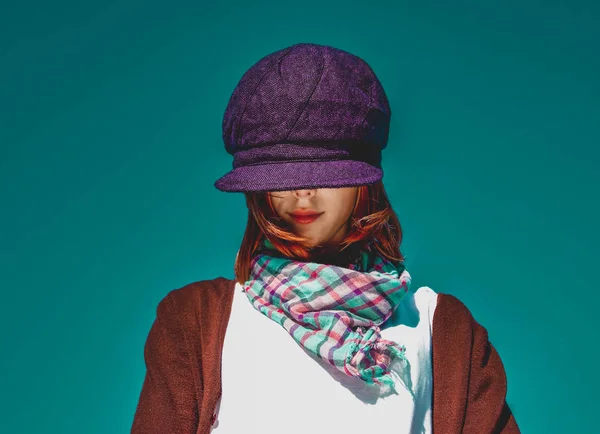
[292,189,316,198]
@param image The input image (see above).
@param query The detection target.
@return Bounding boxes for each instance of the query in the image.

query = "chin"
[304,238,321,248]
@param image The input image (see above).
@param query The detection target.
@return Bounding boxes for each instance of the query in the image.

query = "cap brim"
[214,160,382,192]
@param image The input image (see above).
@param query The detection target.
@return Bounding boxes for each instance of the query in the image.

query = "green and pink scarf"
[242,238,412,396]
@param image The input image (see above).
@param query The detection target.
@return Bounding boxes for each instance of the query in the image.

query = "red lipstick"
[289,210,323,224]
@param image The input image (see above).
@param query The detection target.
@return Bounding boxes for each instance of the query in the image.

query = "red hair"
[234,180,405,283]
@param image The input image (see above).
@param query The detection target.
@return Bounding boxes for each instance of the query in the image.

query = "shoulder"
[434,292,475,322]
[412,285,439,307]
[163,276,236,305]
[409,286,439,325]
[432,292,490,349]
[154,277,236,325]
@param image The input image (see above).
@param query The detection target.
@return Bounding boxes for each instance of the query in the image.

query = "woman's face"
[268,187,359,247]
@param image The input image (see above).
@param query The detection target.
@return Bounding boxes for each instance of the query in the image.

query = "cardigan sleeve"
[463,320,520,433]
[131,292,199,434]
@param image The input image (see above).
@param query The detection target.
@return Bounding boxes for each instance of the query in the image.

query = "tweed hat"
[214,42,392,193]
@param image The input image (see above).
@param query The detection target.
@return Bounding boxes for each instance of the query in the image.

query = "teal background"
[1,0,598,432]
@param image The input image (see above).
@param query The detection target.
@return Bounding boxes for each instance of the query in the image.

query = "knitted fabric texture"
[215,43,391,193]
[242,239,413,396]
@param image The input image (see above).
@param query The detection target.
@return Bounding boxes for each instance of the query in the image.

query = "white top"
[214,282,439,433]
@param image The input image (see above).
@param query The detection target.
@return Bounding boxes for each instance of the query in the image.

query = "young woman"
[131,43,520,433]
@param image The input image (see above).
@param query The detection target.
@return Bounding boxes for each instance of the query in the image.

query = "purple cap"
[214,42,391,193]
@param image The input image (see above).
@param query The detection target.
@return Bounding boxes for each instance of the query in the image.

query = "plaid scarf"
[242,238,413,396]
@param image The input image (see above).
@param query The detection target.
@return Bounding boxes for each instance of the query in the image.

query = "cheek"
[341,194,357,218]
[268,196,285,218]
[328,202,353,226]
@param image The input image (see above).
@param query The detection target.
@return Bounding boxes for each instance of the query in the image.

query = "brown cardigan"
[131,277,520,433]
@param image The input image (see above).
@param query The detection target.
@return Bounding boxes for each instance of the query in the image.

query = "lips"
[290,210,322,224]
